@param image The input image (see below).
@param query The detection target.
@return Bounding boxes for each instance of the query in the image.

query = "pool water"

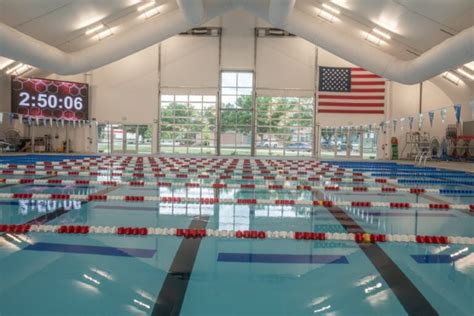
[0,155,472,316]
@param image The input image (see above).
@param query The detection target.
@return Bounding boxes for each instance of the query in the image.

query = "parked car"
[286,142,311,151]
[257,139,278,148]
[338,142,360,151]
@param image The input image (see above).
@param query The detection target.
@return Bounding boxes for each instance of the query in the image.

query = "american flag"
[317,66,385,114]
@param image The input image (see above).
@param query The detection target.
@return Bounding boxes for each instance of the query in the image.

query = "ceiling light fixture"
[318,10,336,22]
[137,1,155,12]
[442,71,461,85]
[457,68,474,80]
[14,64,32,75]
[372,28,391,40]
[142,7,159,19]
[0,58,14,71]
[96,28,113,40]
[85,24,104,35]
[322,3,340,14]
[5,63,24,75]
[5,63,31,75]
[365,33,382,46]
[464,61,474,72]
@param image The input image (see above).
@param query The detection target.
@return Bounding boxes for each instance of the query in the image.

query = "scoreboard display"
[11,77,89,120]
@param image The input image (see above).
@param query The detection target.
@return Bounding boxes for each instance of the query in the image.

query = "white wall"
[221,11,255,70]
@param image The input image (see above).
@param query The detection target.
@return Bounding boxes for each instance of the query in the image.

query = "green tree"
[220,95,253,134]
[160,102,213,145]
[221,96,308,143]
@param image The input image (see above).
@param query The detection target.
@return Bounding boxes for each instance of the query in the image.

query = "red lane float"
[176,228,206,238]
[351,201,371,207]
[0,224,31,234]
[390,202,410,208]
[124,196,145,202]
[50,194,70,200]
[416,235,448,244]
[57,225,89,234]
[429,204,450,209]
[88,195,108,201]
[235,230,266,239]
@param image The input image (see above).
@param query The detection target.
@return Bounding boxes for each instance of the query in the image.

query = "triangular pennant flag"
[0,112,3,124]
[50,117,53,127]
[440,108,447,123]
[61,119,65,127]
[428,111,435,127]
[408,116,414,130]
[18,114,24,125]
[454,104,462,123]
[400,118,405,130]
[28,116,32,125]
[8,113,14,125]
[418,113,424,129]
[392,119,397,132]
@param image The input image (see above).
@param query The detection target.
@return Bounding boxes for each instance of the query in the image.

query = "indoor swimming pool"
[0,155,472,315]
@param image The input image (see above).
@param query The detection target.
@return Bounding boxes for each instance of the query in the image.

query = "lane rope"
[1,224,473,245]
[1,178,470,195]
[0,192,472,211]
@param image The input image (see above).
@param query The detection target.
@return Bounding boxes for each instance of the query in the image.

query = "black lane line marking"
[152,215,210,316]
[314,190,438,316]
[0,184,123,239]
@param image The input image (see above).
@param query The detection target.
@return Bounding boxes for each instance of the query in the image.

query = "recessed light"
[5,63,24,75]
[137,1,155,12]
[142,7,159,19]
[322,3,340,14]
[96,28,113,40]
[442,71,461,85]
[85,24,104,35]
[372,28,391,40]
[464,61,474,72]
[365,33,382,46]
[318,10,336,22]
[457,68,474,80]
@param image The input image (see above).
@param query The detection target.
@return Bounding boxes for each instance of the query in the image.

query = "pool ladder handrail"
[416,151,430,166]
[414,151,423,165]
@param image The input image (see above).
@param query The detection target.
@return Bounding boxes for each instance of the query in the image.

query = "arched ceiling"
[0,0,472,85]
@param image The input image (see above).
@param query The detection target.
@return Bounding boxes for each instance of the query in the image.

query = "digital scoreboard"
[11,77,89,120]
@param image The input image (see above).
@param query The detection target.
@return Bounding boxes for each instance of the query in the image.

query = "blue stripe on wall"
[218,253,348,264]
[24,242,156,258]
[411,254,468,264]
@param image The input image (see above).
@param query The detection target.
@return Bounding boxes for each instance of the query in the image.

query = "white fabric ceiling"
[0,0,472,83]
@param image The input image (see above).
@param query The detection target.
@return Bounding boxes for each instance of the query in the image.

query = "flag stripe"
[352,74,382,79]
[351,89,385,93]
[319,109,385,114]
[319,102,385,107]
[351,81,385,86]
[319,95,385,100]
